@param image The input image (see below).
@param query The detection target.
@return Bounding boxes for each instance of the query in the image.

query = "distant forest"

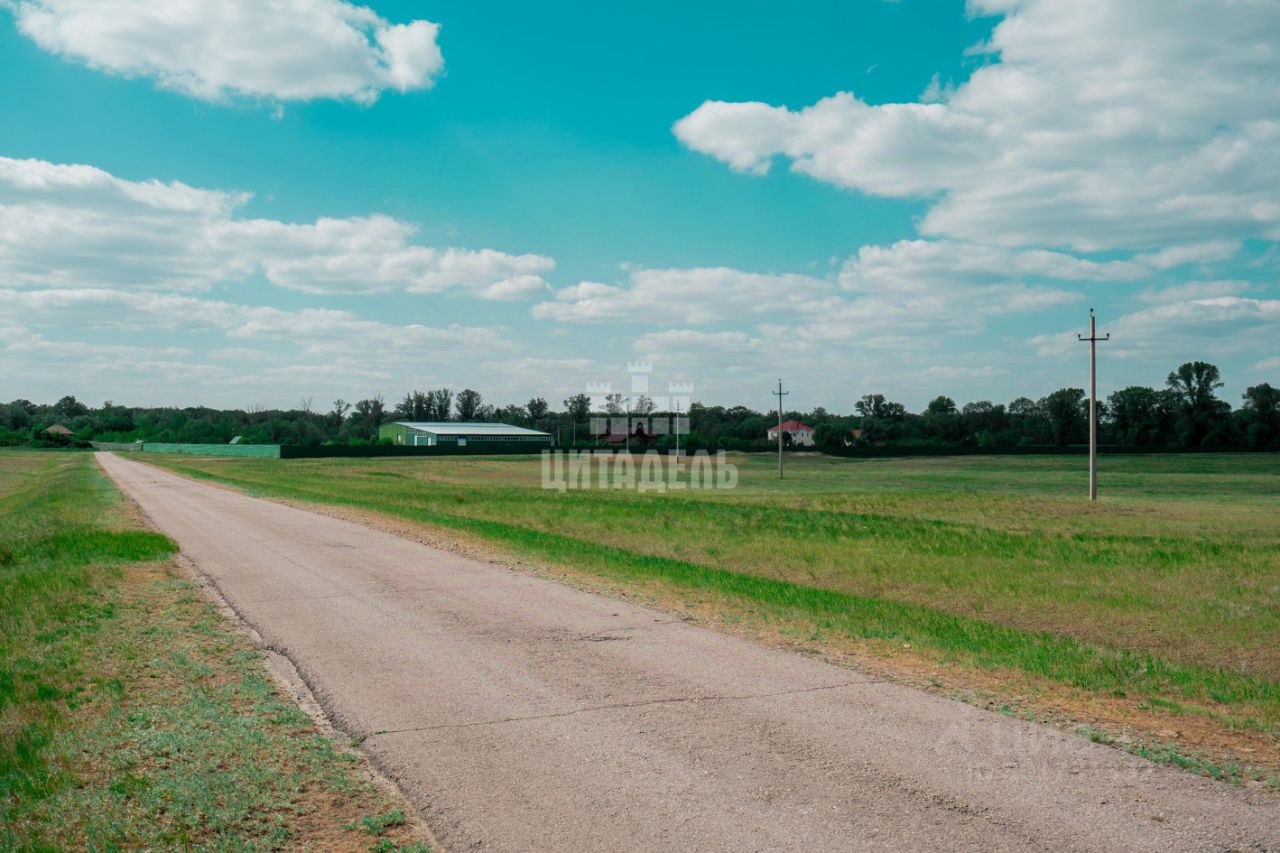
[3,361,1278,451]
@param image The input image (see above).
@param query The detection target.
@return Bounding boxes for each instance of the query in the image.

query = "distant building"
[766,420,816,447]
[596,420,655,446]
[378,421,553,448]
[43,423,74,437]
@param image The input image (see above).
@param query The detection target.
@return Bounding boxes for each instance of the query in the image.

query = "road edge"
[95,453,445,851]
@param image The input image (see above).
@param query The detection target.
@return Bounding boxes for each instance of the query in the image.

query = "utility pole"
[674,401,681,457]
[1078,308,1110,501]
[772,379,789,479]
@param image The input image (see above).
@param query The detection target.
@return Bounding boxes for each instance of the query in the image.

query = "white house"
[766,420,816,446]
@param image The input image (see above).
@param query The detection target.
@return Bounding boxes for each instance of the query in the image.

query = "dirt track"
[98,452,1280,852]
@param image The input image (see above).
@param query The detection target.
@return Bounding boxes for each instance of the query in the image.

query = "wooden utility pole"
[1078,308,1110,501]
[772,379,789,479]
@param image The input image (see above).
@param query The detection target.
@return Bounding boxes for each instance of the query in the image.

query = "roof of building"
[44,423,74,435]
[392,421,552,437]
[769,420,814,433]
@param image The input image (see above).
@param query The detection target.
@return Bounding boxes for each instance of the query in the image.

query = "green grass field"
[141,450,1280,761]
[0,450,429,850]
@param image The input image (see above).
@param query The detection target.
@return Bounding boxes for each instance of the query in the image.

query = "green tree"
[395,391,432,421]
[855,394,906,421]
[1238,383,1280,449]
[427,388,453,421]
[563,394,591,422]
[922,395,964,443]
[1040,388,1087,446]
[526,397,550,421]
[925,395,956,416]
[1165,361,1230,446]
[960,401,1006,438]
[1105,386,1171,446]
[562,393,592,444]
[454,389,483,421]
[348,396,386,442]
[53,395,88,420]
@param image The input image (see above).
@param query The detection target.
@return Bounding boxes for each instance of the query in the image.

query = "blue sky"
[1,0,1277,413]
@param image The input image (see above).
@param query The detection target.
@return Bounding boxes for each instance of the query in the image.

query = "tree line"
[2,361,1277,451]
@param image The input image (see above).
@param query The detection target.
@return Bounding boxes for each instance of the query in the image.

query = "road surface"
[98,452,1280,852]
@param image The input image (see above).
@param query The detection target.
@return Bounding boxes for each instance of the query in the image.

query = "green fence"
[119,442,545,459]
[817,444,1271,459]
[140,443,282,458]
[279,443,547,459]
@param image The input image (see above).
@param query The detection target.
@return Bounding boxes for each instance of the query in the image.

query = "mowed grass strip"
[0,451,429,851]
[143,452,1280,742]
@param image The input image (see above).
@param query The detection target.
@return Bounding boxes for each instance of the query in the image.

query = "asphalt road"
[98,452,1280,852]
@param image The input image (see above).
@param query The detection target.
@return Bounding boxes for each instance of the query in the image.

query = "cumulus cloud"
[0,287,513,354]
[0,156,553,297]
[840,239,1146,292]
[1030,296,1280,361]
[0,285,523,405]
[920,365,1009,380]
[1136,280,1252,304]
[4,0,443,103]
[535,239,1093,340]
[634,329,758,357]
[1135,241,1242,271]
[533,267,836,324]
[674,0,1280,252]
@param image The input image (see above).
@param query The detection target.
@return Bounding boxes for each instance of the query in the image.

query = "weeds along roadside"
[0,451,430,851]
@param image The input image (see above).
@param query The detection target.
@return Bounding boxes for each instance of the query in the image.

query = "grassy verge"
[137,451,1280,786]
[0,451,430,850]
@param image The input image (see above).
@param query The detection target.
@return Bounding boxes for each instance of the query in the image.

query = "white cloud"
[0,156,553,298]
[840,239,1145,292]
[0,285,525,405]
[0,287,512,358]
[1136,280,1251,304]
[807,241,1086,340]
[0,324,192,359]
[802,281,1078,343]
[634,329,758,357]
[533,267,836,324]
[474,275,552,301]
[920,365,1009,380]
[673,0,1280,252]
[1135,240,1241,271]
[1030,296,1280,361]
[4,0,443,104]
[536,240,1089,342]
[226,217,555,296]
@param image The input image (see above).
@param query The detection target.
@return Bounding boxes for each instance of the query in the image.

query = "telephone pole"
[674,401,681,457]
[1078,308,1110,501]
[772,379,789,479]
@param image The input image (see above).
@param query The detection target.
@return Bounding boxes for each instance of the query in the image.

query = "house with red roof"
[766,420,815,446]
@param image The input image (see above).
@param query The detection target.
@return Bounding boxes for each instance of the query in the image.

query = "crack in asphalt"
[365,679,882,739]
